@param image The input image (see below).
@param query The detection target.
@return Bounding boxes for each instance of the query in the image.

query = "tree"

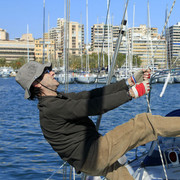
[133,55,142,67]
[116,53,126,68]
[0,58,6,66]
[10,57,26,70]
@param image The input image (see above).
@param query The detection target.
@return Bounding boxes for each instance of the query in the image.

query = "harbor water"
[0,77,180,180]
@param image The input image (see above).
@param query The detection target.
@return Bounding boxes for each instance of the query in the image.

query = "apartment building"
[49,18,84,59]
[166,22,180,67]
[0,34,35,63]
[34,38,56,63]
[91,24,166,68]
[0,28,9,40]
[128,25,166,68]
[91,23,114,55]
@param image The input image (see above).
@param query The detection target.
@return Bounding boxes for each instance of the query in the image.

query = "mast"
[42,0,45,64]
[147,0,153,68]
[63,0,66,72]
[48,13,50,62]
[27,24,29,63]
[97,17,100,70]
[165,5,171,69]
[80,13,83,71]
[107,0,110,72]
[125,8,128,77]
[86,0,89,73]
[130,3,135,70]
[103,23,105,67]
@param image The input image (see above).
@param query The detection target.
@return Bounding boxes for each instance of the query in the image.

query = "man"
[16,61,180,180]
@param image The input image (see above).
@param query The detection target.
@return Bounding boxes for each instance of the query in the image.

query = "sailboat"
[96,1,117,84]
[75,0,96,84]
[125,68,180,179]
[55,0,74,84]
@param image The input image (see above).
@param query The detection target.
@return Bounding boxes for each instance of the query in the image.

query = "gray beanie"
[16,61,52,99]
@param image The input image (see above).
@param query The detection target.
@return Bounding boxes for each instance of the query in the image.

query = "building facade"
[49,18,84,59]
[128,25,166,68]
[91,24,167,68]
[166,22,180,68]
[34,39,56,63]
[0,28,9,41]
[0,38,35,63]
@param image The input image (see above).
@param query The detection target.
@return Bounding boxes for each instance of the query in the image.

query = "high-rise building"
[34,39,55,63]
[48,18,84,59]
[166,22,180,68]
[91,24,166,68]
[91,23,114,55]
[0,28,9,40]
[128,25,166,68]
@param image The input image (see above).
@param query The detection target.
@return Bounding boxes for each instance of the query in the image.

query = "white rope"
[46,161,67,180]
[157,141,168,180]
[160,72,170,98]
[146,92,168,179]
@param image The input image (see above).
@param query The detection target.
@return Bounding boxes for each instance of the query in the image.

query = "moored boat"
[75,73,96,84]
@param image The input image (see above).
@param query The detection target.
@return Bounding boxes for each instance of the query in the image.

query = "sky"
[0,0,180,42]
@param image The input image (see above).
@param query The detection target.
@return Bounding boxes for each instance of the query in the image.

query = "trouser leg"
[80,113,180,179]
[103,161,134,180]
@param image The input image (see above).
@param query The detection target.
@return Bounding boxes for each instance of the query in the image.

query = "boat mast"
[107,0,110,73]
[165,5,171,69]
[147,0,153,69]
[27,24,29,63]
[97,17,100,70]
[48,13,50,63]
[42,0,45,64]
[130,3,135,70]
[63,0,66,72]
[86,0,89,73]
[80,13,83,71]
[125,8,128,77]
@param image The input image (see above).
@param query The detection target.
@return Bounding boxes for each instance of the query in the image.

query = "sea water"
[0,77,180,180]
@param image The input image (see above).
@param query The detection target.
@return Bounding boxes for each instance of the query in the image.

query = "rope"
[96,0,129,130]
[146,82,168,180]
[157,141,168,180]
[46,161,67,180]
[151,0,176,66]
[146,0,177,176]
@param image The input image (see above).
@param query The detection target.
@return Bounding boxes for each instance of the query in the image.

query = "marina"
[0,77,180,179]
[0,0,180,179]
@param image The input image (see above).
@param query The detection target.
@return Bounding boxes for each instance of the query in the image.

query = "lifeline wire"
[146,1,177,176]
[46,161,67,180]
[146,82,168,180]
[96,0,129,130]
[151,0,176,64]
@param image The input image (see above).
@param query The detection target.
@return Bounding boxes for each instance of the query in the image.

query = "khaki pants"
[80,113,180,180]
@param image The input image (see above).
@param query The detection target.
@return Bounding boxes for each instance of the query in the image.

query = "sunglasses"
[44,69,50,74]
[43,67,53,75]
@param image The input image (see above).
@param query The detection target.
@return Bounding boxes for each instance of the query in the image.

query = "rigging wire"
[144,1,177,179]
[151,0,176,69]
[96,0,129,130]
[97,0,111,74]
[46,161,67,180]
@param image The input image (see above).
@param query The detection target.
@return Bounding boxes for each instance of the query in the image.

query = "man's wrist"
[126,78,134,87]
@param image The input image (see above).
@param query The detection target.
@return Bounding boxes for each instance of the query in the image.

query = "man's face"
[39,69,60,91]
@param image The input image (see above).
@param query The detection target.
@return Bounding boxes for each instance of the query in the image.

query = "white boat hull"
[55,73,74,84]
[75,75,96,84]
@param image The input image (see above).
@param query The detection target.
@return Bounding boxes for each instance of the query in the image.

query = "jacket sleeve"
[64,79,129,100]
[49,88,132,120]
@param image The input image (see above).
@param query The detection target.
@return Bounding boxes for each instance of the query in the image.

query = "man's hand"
[129,81,150,98]
[130,69,151,86]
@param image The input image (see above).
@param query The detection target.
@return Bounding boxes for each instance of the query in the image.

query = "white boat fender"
[160,72,171,97]
[118,154,127,165]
